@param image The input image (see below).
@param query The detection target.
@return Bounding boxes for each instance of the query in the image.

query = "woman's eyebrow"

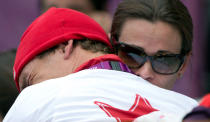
[127,43,145,52]
[157,50,180,55]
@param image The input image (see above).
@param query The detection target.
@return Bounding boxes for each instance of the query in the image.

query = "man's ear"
[64,39,74,60]
[178,51,192,78]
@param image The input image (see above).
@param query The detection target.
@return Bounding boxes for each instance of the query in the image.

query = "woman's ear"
[178,51,192,78]
[64,39,74,60]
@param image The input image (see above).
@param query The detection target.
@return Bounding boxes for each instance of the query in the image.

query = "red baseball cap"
[13,7,112,91]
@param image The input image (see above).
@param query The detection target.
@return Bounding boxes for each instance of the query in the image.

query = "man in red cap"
[4,7,197,121]
[12,7,114,92]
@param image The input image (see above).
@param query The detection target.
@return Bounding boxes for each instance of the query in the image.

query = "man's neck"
[68,45,106,73]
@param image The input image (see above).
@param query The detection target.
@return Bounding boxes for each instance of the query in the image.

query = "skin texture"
[18,40,104,91]
[42,0,93,13]
[118,19,191,89]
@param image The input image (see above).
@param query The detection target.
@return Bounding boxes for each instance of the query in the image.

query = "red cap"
[13,7,112,91]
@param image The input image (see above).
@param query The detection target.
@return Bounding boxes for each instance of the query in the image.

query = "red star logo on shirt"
[94,94,158,122]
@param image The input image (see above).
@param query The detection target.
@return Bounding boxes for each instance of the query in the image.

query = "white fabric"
[3,69,198,122]
[134,111,183,122]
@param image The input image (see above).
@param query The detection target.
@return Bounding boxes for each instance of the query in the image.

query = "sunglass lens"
[118,50,145,68]
[152,56,182,74]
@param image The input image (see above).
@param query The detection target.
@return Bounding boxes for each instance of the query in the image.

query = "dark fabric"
[184,106,210,120]
[89,61,132,73]
[74,54,123,72]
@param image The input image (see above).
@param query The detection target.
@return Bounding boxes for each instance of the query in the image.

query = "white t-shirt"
[3,69,198,122]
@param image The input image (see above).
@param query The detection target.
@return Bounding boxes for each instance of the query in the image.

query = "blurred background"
[0,0,209,119]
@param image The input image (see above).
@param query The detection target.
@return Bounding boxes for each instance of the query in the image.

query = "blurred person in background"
[39,0,112,33]
[111,0,193,90]
[0,49,18,119]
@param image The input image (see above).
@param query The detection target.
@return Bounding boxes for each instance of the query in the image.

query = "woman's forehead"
[119,19,182,55]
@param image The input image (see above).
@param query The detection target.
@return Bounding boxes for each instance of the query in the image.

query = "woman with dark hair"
[111,0,193,90]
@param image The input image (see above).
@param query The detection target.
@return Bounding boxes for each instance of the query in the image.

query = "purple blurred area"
[0,0,39,52]
[173,0,208,98]
[0,0,208,98]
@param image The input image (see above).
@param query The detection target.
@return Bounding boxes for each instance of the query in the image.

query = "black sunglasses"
[116,42,185,75]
